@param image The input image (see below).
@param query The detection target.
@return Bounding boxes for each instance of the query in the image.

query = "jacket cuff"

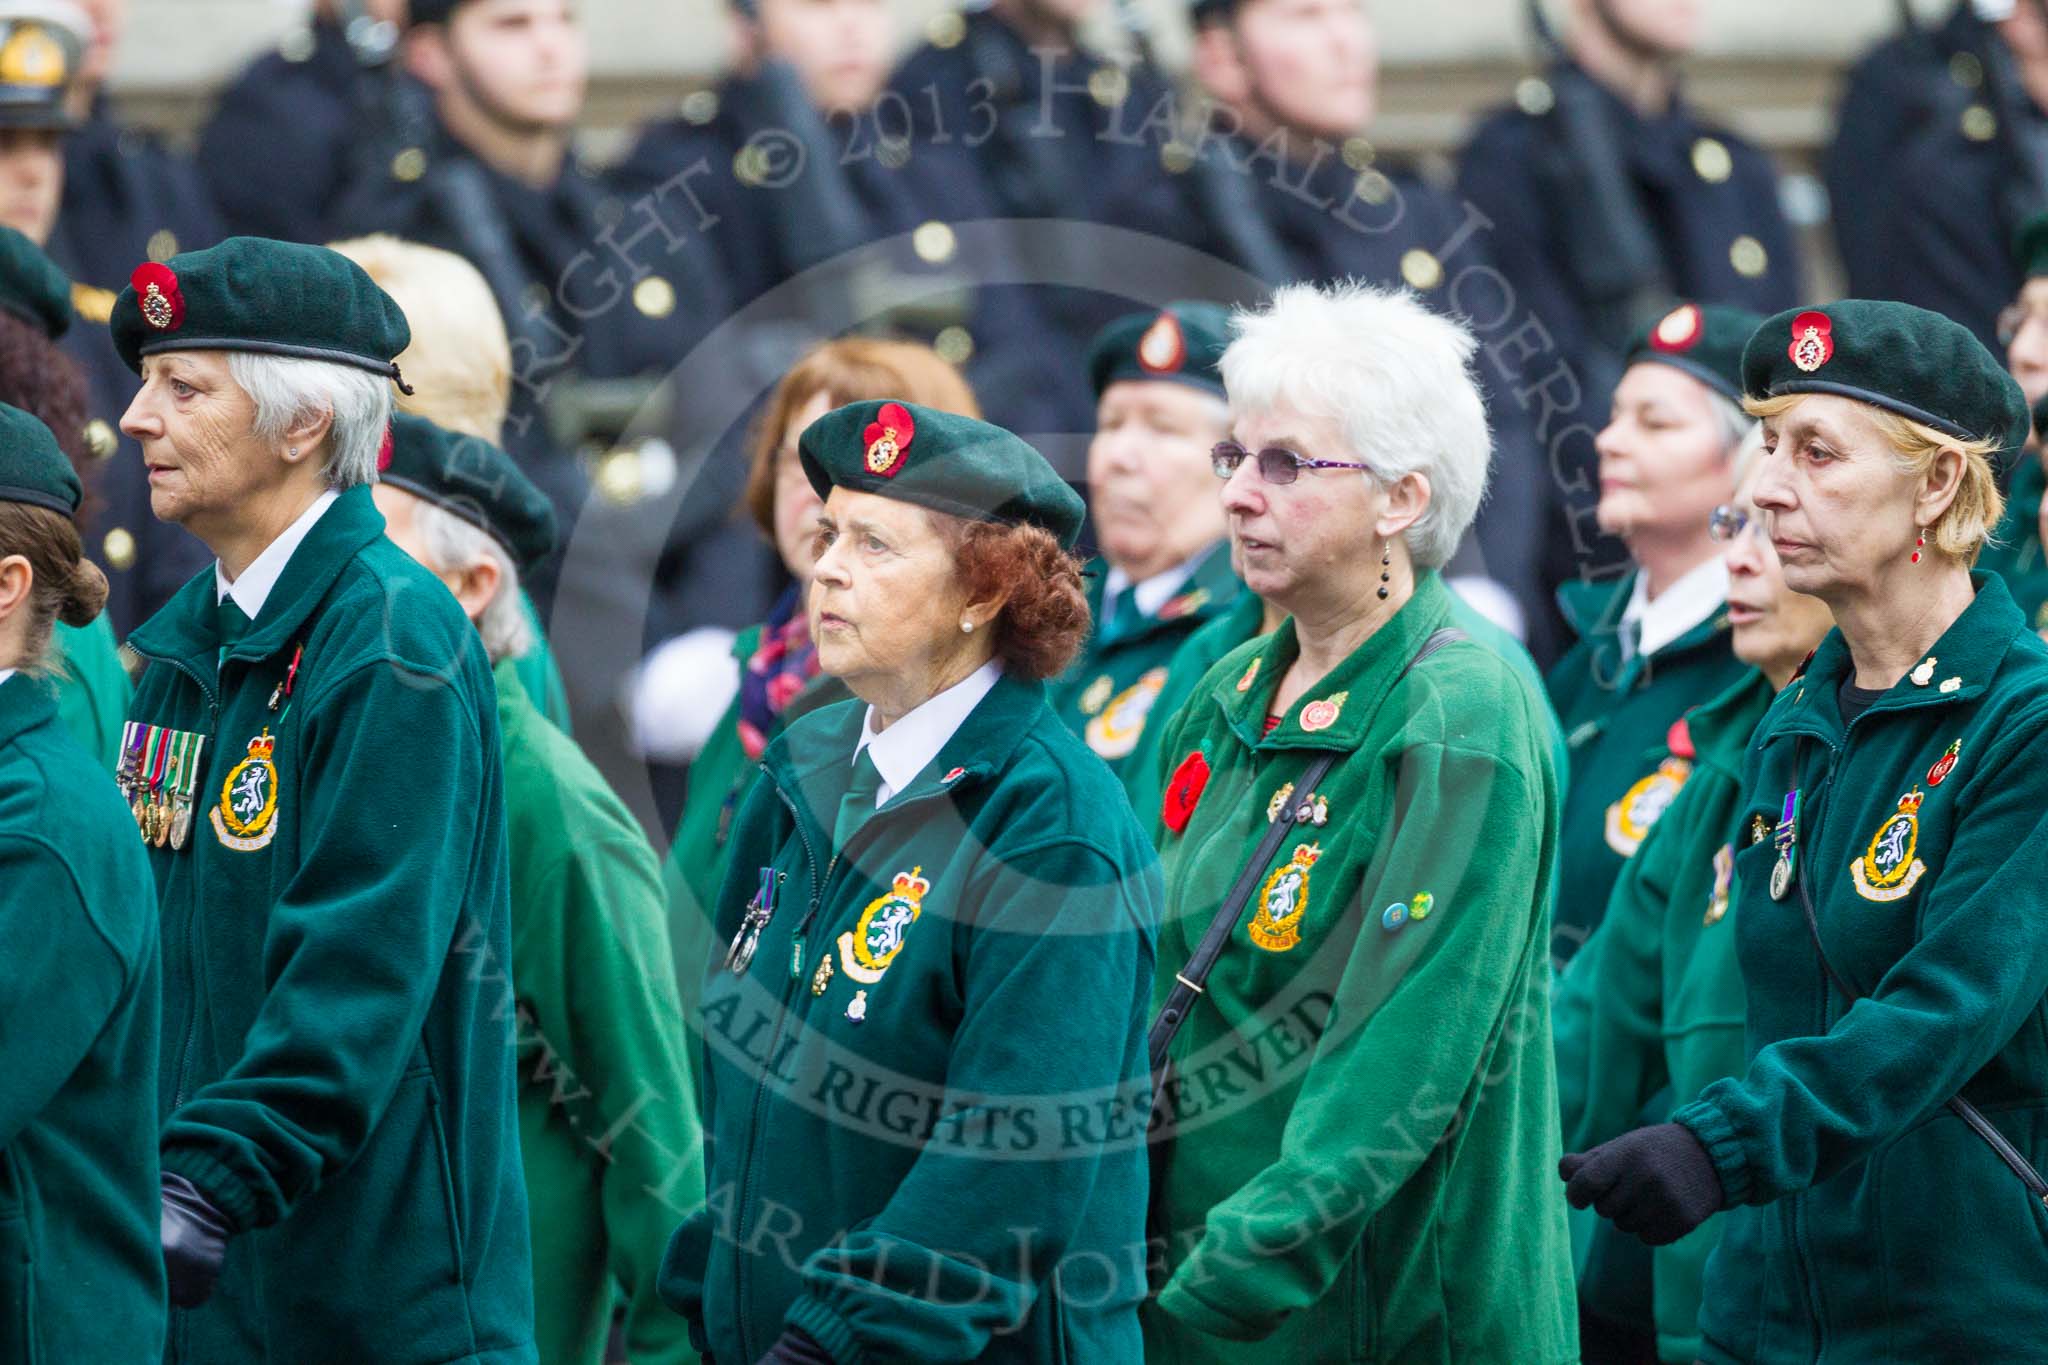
[160,1144,259,1234]
[1157,1271,1273,1341]
[785,1296,864,1365]
[1673,1096,1752,1206]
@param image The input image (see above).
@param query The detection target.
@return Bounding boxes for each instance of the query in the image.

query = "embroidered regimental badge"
[838,866,930,983]
[1604,756,1693,856]
[1085,667,1168,759]
[211,729,280,851]
[1248,842,1322,953]
[1851,788,1928,902]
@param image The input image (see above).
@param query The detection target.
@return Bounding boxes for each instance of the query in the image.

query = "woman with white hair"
[1546,304,1760,971]
[1144,281,1577,1364]
[112,238,533,1363]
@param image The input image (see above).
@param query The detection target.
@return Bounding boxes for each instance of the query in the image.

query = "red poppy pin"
[1925,738,1960,787]
[1665,715,1696,761]
[863,402,914,478]
[1788,310,1833,373]
[1650,303,1703,354]
[1162,750,1210,835]
[376,424,394,473]
[130,261,184,332]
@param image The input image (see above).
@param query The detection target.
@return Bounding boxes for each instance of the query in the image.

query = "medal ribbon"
[145,726,172,800]
[1775,786,1799,872]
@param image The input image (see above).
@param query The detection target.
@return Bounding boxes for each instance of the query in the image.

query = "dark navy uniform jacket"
[1826,4,2035,350]
[611,71,1093,447]
[50,99,222,636]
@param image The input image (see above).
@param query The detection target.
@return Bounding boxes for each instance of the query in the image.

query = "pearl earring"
[961,620,974,634]
[287,445,299,460]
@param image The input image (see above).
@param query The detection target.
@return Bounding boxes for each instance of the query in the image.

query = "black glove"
[160,1172,233,1308]
[755,1328,834,1365]
[1559,1122,1725,1247]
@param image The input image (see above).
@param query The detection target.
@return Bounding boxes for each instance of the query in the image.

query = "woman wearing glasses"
[1545,304,1761,971]
[1142,282,1577,1364]
[1561,300,2048,1362]
[1551,433,1833,1364]
[1982,214,2048,630]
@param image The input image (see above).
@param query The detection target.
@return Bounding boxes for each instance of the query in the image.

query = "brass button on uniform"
[1962,104,1997,142]
[681,89,719,125]
[83,419,116,461]
[1342,137,1376,171]
[633,276,676,319]
[391,146,428,182]
[927,11,965,49]
[1088,66,1127,109]
[1400,248,1444,291]
[935,327,974,364]
[1729,235,1768,278]
[912,221,956,265]
[103,527,135,571]
[1690,137,1732,184]
[146,229,178,262]
[1515,77,1555,117]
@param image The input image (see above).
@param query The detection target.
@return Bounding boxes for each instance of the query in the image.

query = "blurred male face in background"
[416,0,588,134]
[1200,0,1377,144]
[1577,0,1703,59]
[754,0,893,113]
[0,129,61,245]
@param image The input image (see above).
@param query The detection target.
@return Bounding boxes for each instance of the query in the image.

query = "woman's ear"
[448,553,503,623]
[1374,471,1432,543]
[0,554,30,624]
[1914,446,1968,529]
[280,403,337,468]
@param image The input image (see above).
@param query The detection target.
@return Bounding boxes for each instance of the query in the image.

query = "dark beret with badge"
[0,3,84,131]
[0,400,79,515]
[800,398,1086,550]
[1741,299,2032,473]
[1623,301,1761,404]
[377,412,556,575]
[1088,301,1233,400]
[110,236,413,390]
[0,222,69,339]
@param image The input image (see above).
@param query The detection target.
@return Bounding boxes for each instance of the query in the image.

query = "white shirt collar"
[1621,556,1728,661]
[852,659,1003,808]
[1102,558,1199,621]
[0,668,14,690]
[214,489,338,620]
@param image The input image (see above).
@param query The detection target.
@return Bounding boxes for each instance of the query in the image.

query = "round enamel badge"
[1299,692,1348,733]
[1788,310,1834,373]
[1137,312,1186,374]
[211,729,280,851]
[1650,303,1703,353]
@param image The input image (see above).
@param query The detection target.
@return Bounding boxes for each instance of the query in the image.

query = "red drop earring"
[1911,533,1924,565]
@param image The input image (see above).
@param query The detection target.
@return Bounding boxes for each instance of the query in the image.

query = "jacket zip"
[726,764,971,1360]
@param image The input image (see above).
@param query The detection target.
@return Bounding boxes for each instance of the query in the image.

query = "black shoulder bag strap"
[1791,738,2048,1204]
[1146,627,1466,1085]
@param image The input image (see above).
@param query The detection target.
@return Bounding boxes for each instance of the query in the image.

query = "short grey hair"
[414,502,532,664]
[1220,281,1490,569]
[227,351,393,489]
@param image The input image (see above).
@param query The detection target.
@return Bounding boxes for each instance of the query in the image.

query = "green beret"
[2032,391,2048,445]
[1622,301,1761,403]
[0,6,83,131]
[0,400,77,515]
[0,224,67,338]
[1088,301,1232,399]
[111,237,413,389]
[800,399,1085,550]
[2017,213,2048,280]
[1741,299,2032,473]
[379,413,556,575]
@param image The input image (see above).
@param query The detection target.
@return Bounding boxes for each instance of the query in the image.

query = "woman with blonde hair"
[1563,300,2048,1361]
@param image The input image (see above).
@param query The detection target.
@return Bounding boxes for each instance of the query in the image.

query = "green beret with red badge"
[1087,301,1232,399]
[0,400,77,514]
[377,412,557,576]
[1741,299,2032,473]
[2015,213,2048,280]
[799,398,1086,550]
[1623,301,1762,404]
[110,236,413,389]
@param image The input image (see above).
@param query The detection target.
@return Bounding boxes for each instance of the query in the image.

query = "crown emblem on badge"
[1789,310,1833,373]
[1651,303,1703,353]
[862,402,914,477]
[1896,788,1924,815]
[246,732,275,761]
[0,23,67,89]
[1137,312,1186,374]
[131,262,185,332]
[891,866,931,899]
